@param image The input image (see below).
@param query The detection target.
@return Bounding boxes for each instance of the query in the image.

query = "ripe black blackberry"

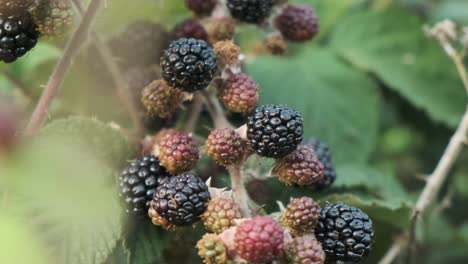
[246,104,303,158]
[151,173,211,226]
[227,0,275,24]
[119,155,170,217]
[161,38,217,92]
[0,12,39,63]
[315,203,374,263]
[306,138,337,190]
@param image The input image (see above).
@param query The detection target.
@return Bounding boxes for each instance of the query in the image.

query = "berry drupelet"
[0,12,40,63]
[161,38,217,92]
[227,0,275,24]
[119,155,170,217]
[246,104,303,158]
[151,173,211,226]
[315,202,374,263]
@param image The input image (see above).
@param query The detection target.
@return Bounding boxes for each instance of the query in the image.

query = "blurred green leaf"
[247,47,380,165]
[431,0,468,24]
[459,223,468,245]
[10,42,61,76]
[128,222,170,264]
[330,8,466,127]
[0,214,50,264]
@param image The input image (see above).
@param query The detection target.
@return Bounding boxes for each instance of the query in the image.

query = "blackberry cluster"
[161,38,217,92]
[315,203,374,263]
[247,105,303,158]
[119,156,170,217]
[0,12,40,63]
[227,0,275,24]
[151,173,211,226]
[306,138,337,190]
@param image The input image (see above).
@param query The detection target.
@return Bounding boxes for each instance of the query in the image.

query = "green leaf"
[39,116,132,169]
[128,222,170,264]
[11,42,61,75]
[459,223,468,245]
[0,214,51,264]
[335,165,411,201]
[330,8,466,127]
[431,0,468,24]
[247,47,380,165]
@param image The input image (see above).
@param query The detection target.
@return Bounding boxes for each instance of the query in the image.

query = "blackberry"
[227,0,275,24]
[206,128,246,167]
[285,235,325,264]
[173,19,208,42]
[306,138,337,190]
[185,0,218,17]
[246,104,303,158]
[151,173,211,226]
[161,38,217,92]
[32,0,74,37]
[280,196,321,236]
[119,155,170,217]
[197,233,228,264]
[109,21,171,68]
[275,4,319,42]
[0,12,39,63]
[315,203,374,263]
[0,0,34,16]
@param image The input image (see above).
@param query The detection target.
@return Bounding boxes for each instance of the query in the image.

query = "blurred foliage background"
[1,0,468,263]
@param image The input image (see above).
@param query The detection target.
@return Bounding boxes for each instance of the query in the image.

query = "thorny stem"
[72,0,143,135]
[379,30,468,264]
[24,0,103,135]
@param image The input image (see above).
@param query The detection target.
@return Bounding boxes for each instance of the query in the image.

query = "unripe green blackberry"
[119,155,170,217]
[151,173,211,226]
[246,104,303,158]
[32,0,73,37]
[0,0,34,16]
[315,203,374,263]
[227,0,275,24]
[306,138,336,190]
[196,233,228,264]
[221,73,259,113]
[158,131,199,174]
[161,38,217,92]
[275,4,318,42]
[206,128,246,167]
[173,19,208,42]
[280,196,321,236]
[203,196,242,234]
[285,235,325,264]
[0,12,40,63]
[141,79,184,119]
[272,145,324,186]
[185,0,218,17]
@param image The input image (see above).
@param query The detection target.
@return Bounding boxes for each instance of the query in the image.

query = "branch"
[185,93,204,132]
[24,0,103,135]
[229,166,251,217]
[72,0,143,134]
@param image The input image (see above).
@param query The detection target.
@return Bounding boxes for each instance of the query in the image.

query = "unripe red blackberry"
[213,40,240,66]
[185,0,218,17]
[119,155,170,217]
[306,138,336,190]
[285,235,325,264]
[315,203,374,263]
[206,128,246,167]
[203,196,242,234]
[151,173,211,226]
[141,79,184,119]
[197,233,228,264]
[221,73,259,113]
[161,38,217,92]
[234,216,284,263]
[109,21,171,68]
[280,197,321,236]
[0,12,40,63]
[0,0,34,16]
[173,19,208,42]
[246,105,303,158]
[227,0,275,24]
[275,4,319,42]
[206,17,235,43]
[0,110,16,151]
[151,128,178,147]
[124,65,161,112]
[273,145,324,186]
[158,131,199,174]
[32,0,73,37]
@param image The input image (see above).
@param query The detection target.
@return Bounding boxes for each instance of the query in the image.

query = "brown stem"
[201,90,233,129]
[229,166,251,218]
[185,94,204,133]
[24,0,103,135]
[72,0,143,134]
